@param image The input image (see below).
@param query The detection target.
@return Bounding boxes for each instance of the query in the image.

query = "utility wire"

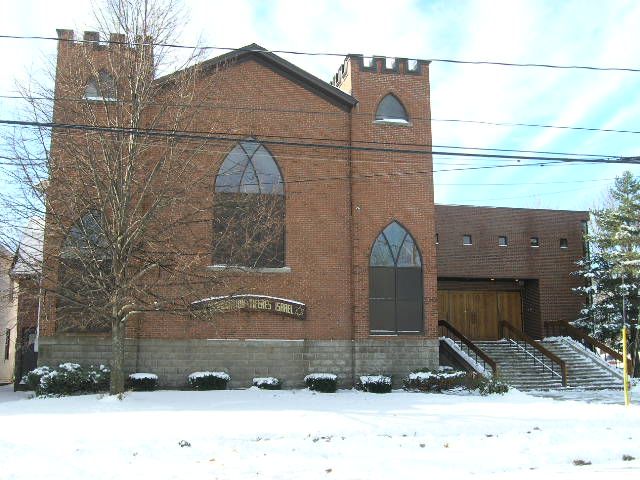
[1,93,637,142]
[2,34,640,73]
[2,118,635,164]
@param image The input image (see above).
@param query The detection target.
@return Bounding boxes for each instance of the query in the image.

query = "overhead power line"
[1,34,640,73]
[3,118,638,165]
[1,93,638,141]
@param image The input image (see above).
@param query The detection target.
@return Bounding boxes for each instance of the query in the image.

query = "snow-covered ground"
[1,385,639,479]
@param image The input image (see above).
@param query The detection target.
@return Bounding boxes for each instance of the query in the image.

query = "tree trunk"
[110,320,126,394]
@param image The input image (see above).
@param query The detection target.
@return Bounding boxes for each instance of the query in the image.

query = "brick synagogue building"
[30,30,588,388]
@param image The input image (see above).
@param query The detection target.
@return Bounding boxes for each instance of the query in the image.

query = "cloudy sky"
[2,0,640,211]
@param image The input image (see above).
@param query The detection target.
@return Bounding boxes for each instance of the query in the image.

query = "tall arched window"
[375,94,409,123]
[369,222,423,334]
[213,139,285,268]
[57,210,111,332]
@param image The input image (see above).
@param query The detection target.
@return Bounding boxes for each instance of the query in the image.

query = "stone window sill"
[206,265,291,274]
[373,119,413,127]
[84,96,117,102]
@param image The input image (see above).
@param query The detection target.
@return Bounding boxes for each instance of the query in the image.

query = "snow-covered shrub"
[304,373,337,393]
[252,377,281,390]
[403,369,483,392]
[404,368,509,395]
[187,371,230,390]
[23,366,52,393]
[357,375,392,393]
[23,364,110,396]
[127,372,158,391]
[478,377,510,395]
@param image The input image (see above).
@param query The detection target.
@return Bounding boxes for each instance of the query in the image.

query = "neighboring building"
[31,30,587,388]
[10,217,44,385]
[0,245,17,384]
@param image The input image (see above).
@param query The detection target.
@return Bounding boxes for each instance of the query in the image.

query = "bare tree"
[1,0,285,393]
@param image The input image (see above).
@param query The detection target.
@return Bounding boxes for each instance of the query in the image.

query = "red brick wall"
[344,56,438,341]
[435,205,588,329]
[44,34,360,341]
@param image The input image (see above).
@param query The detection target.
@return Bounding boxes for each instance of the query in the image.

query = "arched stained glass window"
[213,139,285,268]
[61,210,109,257]
[369,222,423,334]
[215,139,284,194]
[57,210,111,333]
[375,94,409,123]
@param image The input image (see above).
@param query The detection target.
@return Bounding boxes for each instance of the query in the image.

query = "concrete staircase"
[473,340,563,390]
[470,339,623,391]
[540,338,624,389]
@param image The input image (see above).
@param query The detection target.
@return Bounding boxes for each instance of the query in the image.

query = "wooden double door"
[438,290,523,340]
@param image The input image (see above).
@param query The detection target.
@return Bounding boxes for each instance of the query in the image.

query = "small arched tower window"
[369,221,423,334]
[375,94,409,123]
[84,70,116,100]
[214,138,285,268]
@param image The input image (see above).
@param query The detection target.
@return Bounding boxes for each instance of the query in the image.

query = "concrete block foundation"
[37,336,438,388]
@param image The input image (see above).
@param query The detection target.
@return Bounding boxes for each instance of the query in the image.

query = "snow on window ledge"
[84,96,118,102]
[207,265,291,273]
[373,118,411,126]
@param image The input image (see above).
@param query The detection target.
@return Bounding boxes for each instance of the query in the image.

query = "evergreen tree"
[574,171,640,376]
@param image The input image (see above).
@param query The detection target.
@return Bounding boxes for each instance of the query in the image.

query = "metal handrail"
[500,321,567,387]
[544,320,623,363]
[506,339,561,379]
[438,320,498,376]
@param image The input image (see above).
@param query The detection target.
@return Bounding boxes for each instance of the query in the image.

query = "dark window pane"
[498,236,508,246]
[375,94,408,121]
[369,267,396,299]
[530,237,539,247]
[560,238,568,248]
[213,193,284,267]
[369,299,395,332]
[57,258,111,333]
[396,300,422,333]
[396,268,422,300]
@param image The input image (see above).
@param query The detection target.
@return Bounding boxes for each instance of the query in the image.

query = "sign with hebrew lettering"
[191,295,306,319]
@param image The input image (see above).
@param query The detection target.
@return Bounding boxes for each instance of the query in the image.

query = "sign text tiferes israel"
[192,295,306,319]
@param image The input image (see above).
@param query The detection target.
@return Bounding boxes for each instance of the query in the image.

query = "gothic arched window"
[369,222,423,334]
[375,94,409,123]
[85,70,116,100]
[213,139,285,268]
[57,210,111,332]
